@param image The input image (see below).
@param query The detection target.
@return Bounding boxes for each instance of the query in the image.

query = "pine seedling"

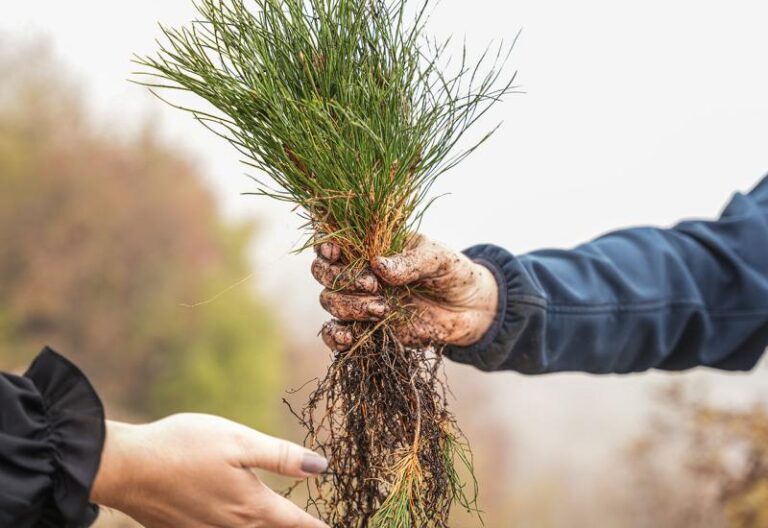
[137,0,515,525]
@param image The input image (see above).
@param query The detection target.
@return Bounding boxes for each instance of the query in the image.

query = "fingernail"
[320,244,332,259]
[320,243,338,261]
[368,300,389,318]
[301,453,328,474]
[334,329,353,345]
[360,274,378,293]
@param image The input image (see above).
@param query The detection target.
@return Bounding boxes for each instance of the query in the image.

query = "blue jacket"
[446,175,768,374]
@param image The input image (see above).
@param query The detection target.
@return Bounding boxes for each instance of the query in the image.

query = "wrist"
[454,261,499,346]
[90,420,140,509]
[473,261,499,337]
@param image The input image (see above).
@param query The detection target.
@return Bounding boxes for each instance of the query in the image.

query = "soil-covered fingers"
[314,240,342,263]
[391,303,480,347]
[321,320,355,351]
[319,290,390,321]
[311,257,379,293]
[371,235,463,287]
[391,312,447,348]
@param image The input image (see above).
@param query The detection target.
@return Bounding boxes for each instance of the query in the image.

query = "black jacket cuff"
[24,347,106,527]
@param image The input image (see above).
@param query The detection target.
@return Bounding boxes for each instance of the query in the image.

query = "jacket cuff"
[444,244,547,373]
[25,347,106,527]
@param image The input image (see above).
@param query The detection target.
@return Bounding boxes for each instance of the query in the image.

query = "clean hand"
[91,414,329,528]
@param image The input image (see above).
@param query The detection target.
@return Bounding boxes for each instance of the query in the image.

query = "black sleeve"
[0,347,106,528]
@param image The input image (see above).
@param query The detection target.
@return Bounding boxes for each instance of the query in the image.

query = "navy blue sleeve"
[445,175,768,374]
[0,348,105,527]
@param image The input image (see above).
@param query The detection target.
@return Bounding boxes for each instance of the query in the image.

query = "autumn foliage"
[0,41,282,428]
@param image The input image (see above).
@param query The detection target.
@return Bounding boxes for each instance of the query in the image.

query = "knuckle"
[333,267,349,288]
[230,430,252,460]
[274,440,291,474]
[310,258,325,281]
[356,272,378,293]
[318,290,333,311]
[329,267,349,289]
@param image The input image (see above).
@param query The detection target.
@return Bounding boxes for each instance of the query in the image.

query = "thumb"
[238,430,328,478]
[371,235,452,286]
[260,487,331,528]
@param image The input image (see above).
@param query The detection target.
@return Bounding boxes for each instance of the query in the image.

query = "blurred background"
[2,1,768,526]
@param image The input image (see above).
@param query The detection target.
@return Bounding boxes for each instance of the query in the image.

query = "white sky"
[4,0,768,504]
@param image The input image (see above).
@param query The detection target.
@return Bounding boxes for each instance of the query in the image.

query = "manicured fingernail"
[368,300,389,318]
[301,453,328,474]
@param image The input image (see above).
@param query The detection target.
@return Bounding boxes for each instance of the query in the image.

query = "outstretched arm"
[313,175,768,375]
[0,348,329,528]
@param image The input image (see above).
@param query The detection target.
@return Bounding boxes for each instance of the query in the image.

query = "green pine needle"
[135,0,516,262]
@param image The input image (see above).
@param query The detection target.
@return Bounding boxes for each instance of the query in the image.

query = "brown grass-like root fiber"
[287,323,481,527]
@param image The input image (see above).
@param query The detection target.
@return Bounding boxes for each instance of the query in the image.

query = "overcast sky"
[4,0,768,491]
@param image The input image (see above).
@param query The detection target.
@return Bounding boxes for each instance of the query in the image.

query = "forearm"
[446,175,768,374]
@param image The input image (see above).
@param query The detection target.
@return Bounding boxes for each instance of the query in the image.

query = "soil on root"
[286,324,480,528]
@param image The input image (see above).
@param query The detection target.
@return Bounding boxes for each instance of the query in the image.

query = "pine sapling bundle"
[137,1,515,525]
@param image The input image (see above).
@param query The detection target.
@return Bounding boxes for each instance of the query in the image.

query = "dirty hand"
[312,235,498,350]
[91,414,329,528]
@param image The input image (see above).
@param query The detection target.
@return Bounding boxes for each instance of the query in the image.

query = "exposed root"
[287,324,481,527]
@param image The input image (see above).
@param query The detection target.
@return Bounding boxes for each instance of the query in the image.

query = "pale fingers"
[371,235,457,287]
[319,290,390,321]
[321,320,354,351]
[314,241,341,263]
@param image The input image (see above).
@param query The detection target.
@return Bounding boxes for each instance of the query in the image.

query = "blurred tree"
[615,385,768,528]
[0,38,283,430]
[686,397,768,528]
